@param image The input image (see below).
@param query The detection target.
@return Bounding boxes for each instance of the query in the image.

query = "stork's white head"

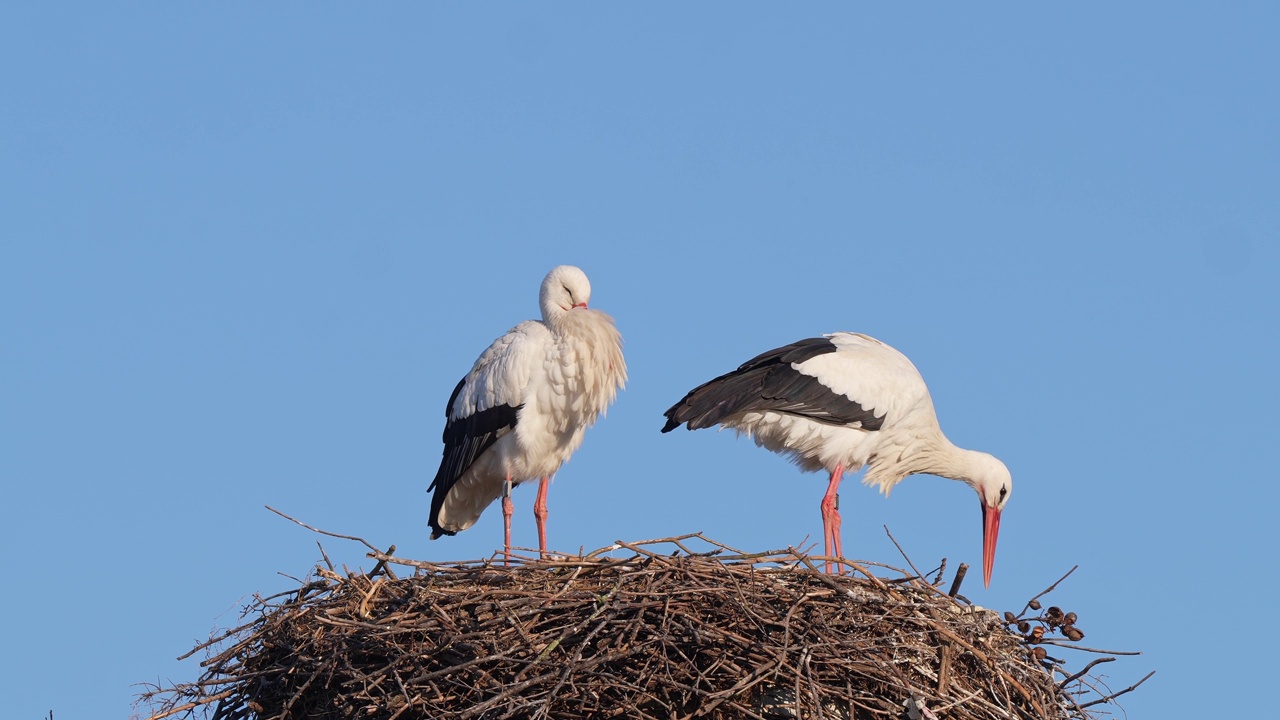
[539,265,592,321]
[969,452,1013,512]
[964,451,1012,589]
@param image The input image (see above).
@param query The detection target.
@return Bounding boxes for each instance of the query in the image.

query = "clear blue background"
[4,4,1276,718]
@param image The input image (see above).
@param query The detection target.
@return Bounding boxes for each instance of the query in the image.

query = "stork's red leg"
[820,465,845,574]
[830,486,843,570]
[501,477,514,566]
[533,476,550,557]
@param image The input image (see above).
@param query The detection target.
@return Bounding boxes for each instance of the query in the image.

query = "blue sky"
[3,4,1277,718]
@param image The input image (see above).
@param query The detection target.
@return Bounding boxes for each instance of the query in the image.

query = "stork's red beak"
[572,302,587,309]
[982,501,1002,588]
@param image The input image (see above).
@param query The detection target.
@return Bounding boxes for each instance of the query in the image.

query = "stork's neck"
[540,302,568,329]
[868,430,988,493]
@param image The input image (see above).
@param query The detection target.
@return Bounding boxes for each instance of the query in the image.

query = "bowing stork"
[661,332,1011,585]
[428,265,626,558]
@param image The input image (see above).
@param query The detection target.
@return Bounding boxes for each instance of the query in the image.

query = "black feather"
[428,377,521,537]
[661,337,884,433]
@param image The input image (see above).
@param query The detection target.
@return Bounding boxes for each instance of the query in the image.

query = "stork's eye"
[999,486,1008,500]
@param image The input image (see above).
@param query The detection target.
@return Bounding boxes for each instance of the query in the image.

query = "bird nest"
[138,533,1148,720]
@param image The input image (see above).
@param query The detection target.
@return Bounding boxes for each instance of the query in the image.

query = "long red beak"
[982,501,1002,588]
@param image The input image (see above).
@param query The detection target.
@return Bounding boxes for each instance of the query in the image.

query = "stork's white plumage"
[428,265,626,557]
[661,332,1011,586]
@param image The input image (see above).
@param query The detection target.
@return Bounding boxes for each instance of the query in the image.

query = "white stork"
[428,265,627,558]
[661,332,1011,585]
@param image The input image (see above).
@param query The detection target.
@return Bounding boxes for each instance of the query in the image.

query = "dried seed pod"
[1046,606,1064,623]
[1030,626,1045,642]
[1017,621,1031,633]
[1062,626,1085,641]
[1028,599,1041,610]
[1064,611,1078,625]
[1004,611,1016,623]
[1032,647,1047,661]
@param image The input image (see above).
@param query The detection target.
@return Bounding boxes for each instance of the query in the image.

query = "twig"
[1078,670,1155,709]
[1059,657,1114,687]
[931,558,948,586]
[1035,640,1143,655]
[1020,566,1079,617]
[368,544,397,579]
[937,637,954,695]
[265,505,381,553]
[142,689,235,720]
[884,526,927,581]
[948,563,969,598]
[316,541,335,572]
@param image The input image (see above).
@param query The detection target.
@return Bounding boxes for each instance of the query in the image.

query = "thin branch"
[1020,565,1079,617]
[317,540,335,572]
[367,544,397,579]
[1035,640,1143,655]
[1078,670,1156,709]
[265,505,381,553]
[948,563,970,598]
[142,689,235,720]
[1059,657,1115,688]
[882,525,949,600]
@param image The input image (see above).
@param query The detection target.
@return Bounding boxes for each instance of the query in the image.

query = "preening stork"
[428,265,627,558]
[661,332,1011,585]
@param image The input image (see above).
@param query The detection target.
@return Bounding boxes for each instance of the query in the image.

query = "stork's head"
[965,452,1012,588]
[540,265,592,320]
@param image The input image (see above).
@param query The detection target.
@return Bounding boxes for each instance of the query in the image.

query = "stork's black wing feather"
[661,337,884,433]
[428,377,521,537]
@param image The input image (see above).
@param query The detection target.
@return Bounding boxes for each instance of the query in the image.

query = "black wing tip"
[658,339,839,436]
[661,400,698,433]
[662,391,729,433]
[429,524,457,540]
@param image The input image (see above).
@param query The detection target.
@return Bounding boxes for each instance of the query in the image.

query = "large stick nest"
[140,534,1146,720]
